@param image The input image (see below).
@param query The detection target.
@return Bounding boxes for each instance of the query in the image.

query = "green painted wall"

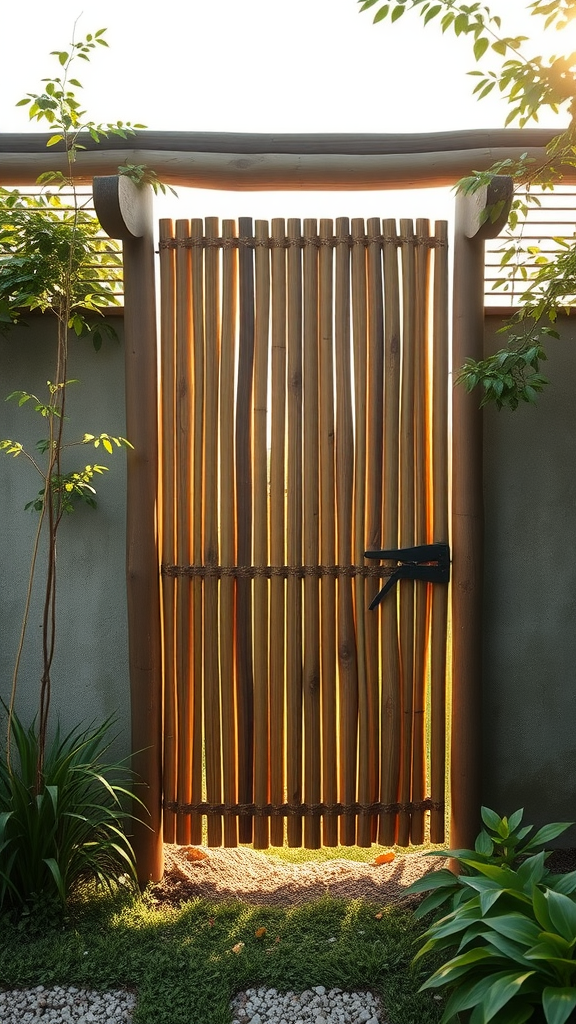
[0,315,130,760]
[483,314,576,836]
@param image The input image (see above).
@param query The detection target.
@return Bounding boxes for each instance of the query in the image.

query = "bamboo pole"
[269,218,287,848]
[286,217,303,848]
[236,216,255,845]
[204,216,223,847]
[253,220,271,850]
[175,219,193,846]
[430,220,450,844]
[335,217,358,847]
[379,219,402,846]
[220,219,238,847]
[365,216,387,845]
[189,217,205,845]
[302,219,321,850]
[410,219,432,846]
[397,218,416,847]
[351,218,371,848]
[158,218,177,845]
[318,219,338,847]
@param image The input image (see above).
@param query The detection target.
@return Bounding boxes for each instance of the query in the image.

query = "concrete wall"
[0,314,130,760]
[483,313,576,836]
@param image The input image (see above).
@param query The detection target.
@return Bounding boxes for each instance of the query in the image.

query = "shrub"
[0,711,142,914]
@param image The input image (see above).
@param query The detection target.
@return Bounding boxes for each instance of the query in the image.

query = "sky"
[1,0,573,225]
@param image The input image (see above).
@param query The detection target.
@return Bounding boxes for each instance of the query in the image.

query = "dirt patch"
[150,845,449,909]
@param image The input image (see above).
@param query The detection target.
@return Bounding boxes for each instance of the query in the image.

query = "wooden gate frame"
[92,161,512,885]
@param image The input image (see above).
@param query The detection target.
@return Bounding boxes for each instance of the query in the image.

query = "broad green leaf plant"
[406,808,576,1024]
[359,0,576,410]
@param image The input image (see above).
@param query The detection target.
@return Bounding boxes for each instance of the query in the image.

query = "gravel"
[0,984,383,1023]
[230,985,383,1024]
[0,985,136,1023]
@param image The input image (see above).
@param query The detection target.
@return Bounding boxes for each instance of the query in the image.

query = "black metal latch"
[364,543,450,610]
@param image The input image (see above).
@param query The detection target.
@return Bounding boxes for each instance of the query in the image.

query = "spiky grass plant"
[0,711,141,914]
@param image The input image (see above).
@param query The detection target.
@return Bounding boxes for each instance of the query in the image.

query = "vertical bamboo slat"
[220,219,238,847]
[253,220,271,849]
[286,218,303,847]
[411,220,432,846]
[379,219,402,846]
[365,216,386,844]
[397,219,416,847]
[318,219,338,847]
[269,219,287,847]
[430,220,450,844]
[204,216,223,847]
[236,217,255,844]
[351,219,371,848]
[175,219,193,846]
[189,218,205,845]
[335,217,358,847]
[302,219,321,850]
[159,219,177,844]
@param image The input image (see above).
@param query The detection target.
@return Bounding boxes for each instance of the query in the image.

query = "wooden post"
[451,176,512,852]
[93,174,163,884]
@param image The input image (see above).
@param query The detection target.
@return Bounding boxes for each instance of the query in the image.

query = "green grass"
[253,840,448,865]
[0,884,444,1024]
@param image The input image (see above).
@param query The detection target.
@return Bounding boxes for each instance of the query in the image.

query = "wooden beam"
[451,175,513,853]
[0,129,565,189]
[93,174,164,884]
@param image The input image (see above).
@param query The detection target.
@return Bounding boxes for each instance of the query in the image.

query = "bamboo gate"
[158,214,449,850]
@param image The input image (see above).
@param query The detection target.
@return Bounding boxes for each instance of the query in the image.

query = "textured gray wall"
[483,314,576,836]
[0,315,130,760]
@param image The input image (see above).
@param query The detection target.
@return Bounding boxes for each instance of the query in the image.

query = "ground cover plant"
[406,809,576,1024]
[0,884,443,1024]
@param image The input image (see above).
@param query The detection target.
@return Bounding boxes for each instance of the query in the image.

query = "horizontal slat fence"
[159,216,449,848]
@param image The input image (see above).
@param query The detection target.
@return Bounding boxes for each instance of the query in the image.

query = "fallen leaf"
[373,851,395,866]
[185,847,209,862]
[375,912,383,920]
[255,927,267,938]
[208,918,215,927]
[231,942,245,954]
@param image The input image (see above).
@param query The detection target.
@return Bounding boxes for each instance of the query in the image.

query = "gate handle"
[364,543,450,610]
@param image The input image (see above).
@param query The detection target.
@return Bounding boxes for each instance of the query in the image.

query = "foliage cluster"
[0,710,139,918]
[360,0,576,410]
[1,25,146,918]
[407,808,576,1024]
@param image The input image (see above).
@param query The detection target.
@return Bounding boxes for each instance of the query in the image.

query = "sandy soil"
[150,845,449,908]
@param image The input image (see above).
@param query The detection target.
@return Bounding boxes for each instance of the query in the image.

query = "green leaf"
[424,5,441,26]
[391,5,405,22]
[543,988,576,1024]
[484,913,542,947]
[545,890,576,943]
[525,823,573,851]
[58,51,69,66]
[46,134,64,147]
[374,5,389,21]
[480,972,535,1024]
[476,830,495,856]
[474,36,489,60]
[481,807,503,832]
